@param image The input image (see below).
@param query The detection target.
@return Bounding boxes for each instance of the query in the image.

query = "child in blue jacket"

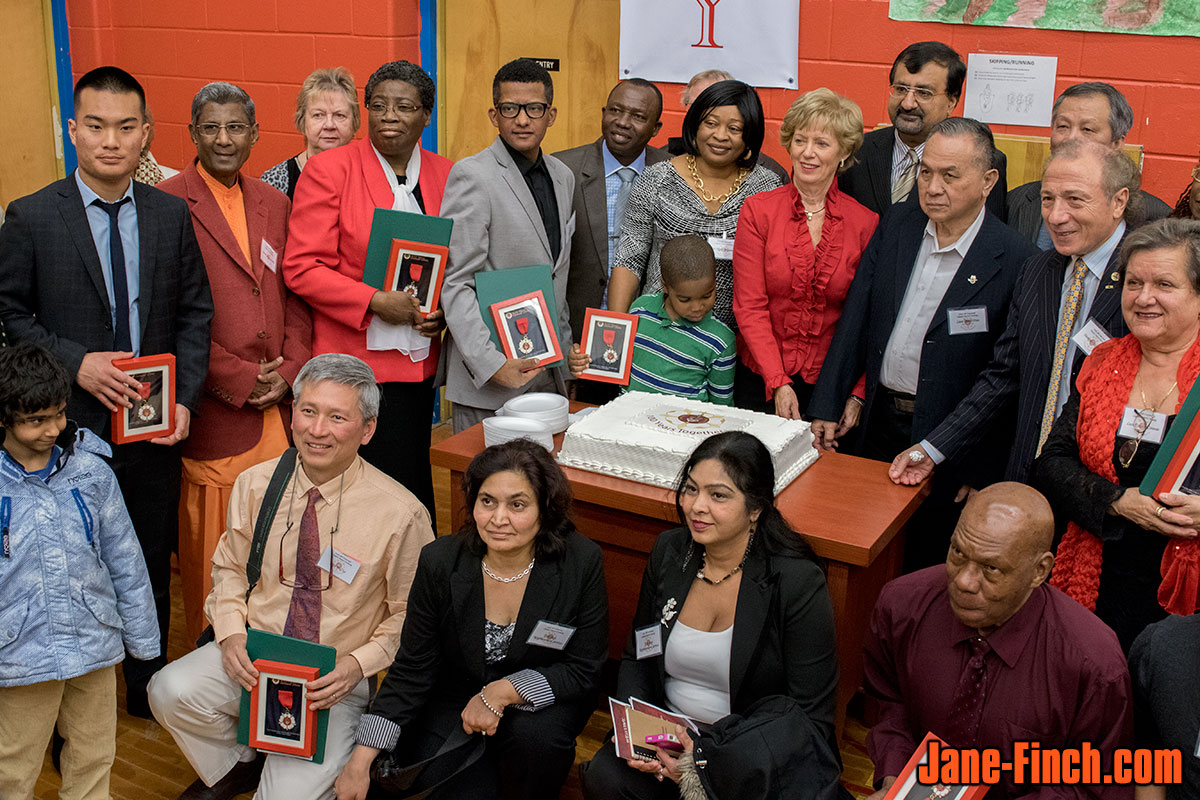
[0,343,158,799]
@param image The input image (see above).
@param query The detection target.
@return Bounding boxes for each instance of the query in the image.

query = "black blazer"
[616,527,839,749]
[839,126,1008,222]
[554,138,670,341]
[808,202,1037,484]
[924,242,1129,483]
[0,175,213,434]
[367,531,609,730]
[1008,179,1172,246]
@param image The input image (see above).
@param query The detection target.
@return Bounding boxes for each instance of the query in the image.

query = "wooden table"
[430,406,929,731]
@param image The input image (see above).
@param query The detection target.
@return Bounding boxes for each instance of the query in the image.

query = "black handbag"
[195,447,298,647]
[370,727,486,799]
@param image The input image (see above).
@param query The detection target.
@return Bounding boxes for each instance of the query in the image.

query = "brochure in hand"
[608,696,700,762]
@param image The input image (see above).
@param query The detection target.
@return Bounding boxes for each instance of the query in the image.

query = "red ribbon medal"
[516,317,530,335]
[407,259,423,283]
[278,690,293,708]
[603,329,616,346]
[137,382,152,400]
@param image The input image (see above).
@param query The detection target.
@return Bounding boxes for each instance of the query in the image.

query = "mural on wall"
[889,0,1200,35]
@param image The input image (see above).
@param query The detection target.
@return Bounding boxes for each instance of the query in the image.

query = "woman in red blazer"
[732,89,878,424]
[284,60,453,523]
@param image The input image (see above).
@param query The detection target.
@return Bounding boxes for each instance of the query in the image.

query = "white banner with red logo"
[619,0,799,90]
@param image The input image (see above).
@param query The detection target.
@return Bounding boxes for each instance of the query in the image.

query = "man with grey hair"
[1007,81,1170,247]
[810,117,1037,568]
[148,353,433,800]
[159,82,312,644]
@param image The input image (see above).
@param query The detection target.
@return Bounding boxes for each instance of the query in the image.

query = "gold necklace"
[687,155,749,205]
[1119,380,1177,468]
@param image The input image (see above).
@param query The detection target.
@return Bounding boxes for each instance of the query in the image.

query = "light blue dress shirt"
[603,141,647,262]
[75,171,141,355]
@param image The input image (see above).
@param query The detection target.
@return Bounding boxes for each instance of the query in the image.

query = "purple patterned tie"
[282,488,323,643]
[945,636,991,747]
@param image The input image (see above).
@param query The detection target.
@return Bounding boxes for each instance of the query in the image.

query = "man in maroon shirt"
[864,482,1133,800]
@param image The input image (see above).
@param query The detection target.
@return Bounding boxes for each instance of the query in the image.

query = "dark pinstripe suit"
[923,241,1128,484]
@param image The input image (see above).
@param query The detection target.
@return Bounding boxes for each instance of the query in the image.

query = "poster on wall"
[889,0,1200,36]
[619,0,800,89]
[963,54,1057,127]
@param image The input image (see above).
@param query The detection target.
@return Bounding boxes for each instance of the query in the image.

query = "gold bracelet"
[479,690,504,718]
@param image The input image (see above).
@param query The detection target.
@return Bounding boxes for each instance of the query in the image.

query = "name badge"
[634,624,663,660]
[706,235,735,261]
[947,306,988,335]
[317,546,361,584]
[1118,406,1167,445]
[1071,318,1111,356]
[260,240,279,272]
[527,620,576,650]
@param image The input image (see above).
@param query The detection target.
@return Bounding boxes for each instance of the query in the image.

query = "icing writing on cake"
[633,404,752,437]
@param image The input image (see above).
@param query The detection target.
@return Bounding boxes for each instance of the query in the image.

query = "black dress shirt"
[502,139,560,262]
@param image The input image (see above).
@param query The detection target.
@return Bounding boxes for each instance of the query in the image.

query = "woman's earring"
[839,158,846,170]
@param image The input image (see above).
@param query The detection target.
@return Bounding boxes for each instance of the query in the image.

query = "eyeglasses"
[195,122,253,138]
[367,101,424,116]
[889,84,943,103]
[495,102,548,119]
[1118,409,1154,468]
[277,473,343,591]
[1191,165,1200,183]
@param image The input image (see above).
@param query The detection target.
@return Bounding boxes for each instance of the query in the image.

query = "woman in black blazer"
[579,431,840,799]
[334,439,609,800]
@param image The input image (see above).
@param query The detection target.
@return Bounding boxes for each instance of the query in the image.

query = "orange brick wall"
[66,0,1197,201]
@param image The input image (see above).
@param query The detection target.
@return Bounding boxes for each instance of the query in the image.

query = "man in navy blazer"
[0,67,212,714]
[890,141,1137,490]
[809,118,1036,567]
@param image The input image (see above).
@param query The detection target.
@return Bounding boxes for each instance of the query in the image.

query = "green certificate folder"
[475,265,563,369]
[237,628,337,763]
[1140,379,1200,497]
[362,208,453,290]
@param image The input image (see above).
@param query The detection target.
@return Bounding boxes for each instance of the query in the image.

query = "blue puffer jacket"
[0,424,159,687]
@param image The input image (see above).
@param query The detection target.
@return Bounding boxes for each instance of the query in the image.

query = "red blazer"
[282,136,454,383]
[160,164,312,460]
[732,179,877,398]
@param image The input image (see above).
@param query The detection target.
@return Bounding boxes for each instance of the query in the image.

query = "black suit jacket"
[839,126,1008,222]
[554,139,670,341]
[1008,179,1172,246]
[616,527,839,749]
[367,531,609,731]
[0,175,213,435]
[808,202,1038,484]
[924,241,1129,483]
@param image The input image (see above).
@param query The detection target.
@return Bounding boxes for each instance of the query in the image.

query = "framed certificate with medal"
[490,289,563,367]
[579,308,638,385]
[1141,379,1200,498]
[882,733,988,800]
[110,353,176,444]
[383,238,448,317]
[248,659,320,758]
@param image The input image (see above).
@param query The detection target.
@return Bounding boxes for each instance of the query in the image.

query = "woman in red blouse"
[732,89,878,420]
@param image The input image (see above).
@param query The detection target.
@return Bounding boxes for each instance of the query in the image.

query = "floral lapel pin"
[660,598,678,626]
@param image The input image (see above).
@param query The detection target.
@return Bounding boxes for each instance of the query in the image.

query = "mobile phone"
[644,733,683,752]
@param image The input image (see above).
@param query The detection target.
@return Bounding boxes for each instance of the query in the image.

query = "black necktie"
[92,197,133,352]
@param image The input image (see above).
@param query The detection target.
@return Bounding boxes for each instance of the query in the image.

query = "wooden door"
[0,1,63,209]
[440,0,621,160]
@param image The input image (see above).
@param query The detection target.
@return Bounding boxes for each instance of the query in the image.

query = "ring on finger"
[1156,505,1165,519]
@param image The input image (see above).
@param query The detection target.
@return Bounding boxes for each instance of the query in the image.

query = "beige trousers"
[0,665,117,800]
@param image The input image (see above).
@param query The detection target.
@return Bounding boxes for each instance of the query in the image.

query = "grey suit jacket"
[1008,179,1172,245]
[0,174,213,435]
[554,138,669,341]
[440,137,576,410]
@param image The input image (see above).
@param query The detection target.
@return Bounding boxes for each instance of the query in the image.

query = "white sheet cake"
[557,393,819,494]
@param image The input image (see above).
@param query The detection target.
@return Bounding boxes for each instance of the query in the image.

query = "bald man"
[864,484,1133,800]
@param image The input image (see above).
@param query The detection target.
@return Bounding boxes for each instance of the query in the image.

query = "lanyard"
[1,496,10,558]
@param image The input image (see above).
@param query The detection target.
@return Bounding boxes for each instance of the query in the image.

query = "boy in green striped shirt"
[569,235,735,405]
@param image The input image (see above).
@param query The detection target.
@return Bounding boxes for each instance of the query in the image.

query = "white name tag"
[1071,318,1111,356]
[527,620,575,650]
[706,235,734,261]
[317,546,360,584]
[634,624,663,659]
[260,240,279,272]
[1118,407,1167,445]
[947,306,988,335]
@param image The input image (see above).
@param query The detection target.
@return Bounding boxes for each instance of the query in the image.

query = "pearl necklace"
[803,205,825,221]
[687,155,749,205]
[482,558,535,583]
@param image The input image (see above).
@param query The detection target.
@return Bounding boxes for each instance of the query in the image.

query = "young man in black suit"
[0,66,213,715]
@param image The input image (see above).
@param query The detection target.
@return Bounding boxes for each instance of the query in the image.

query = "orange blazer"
[282,136,454,383]
[160,163,312,460]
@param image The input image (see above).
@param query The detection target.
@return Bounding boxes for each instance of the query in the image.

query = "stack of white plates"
[497,392,570,433]
[482,416,554,450]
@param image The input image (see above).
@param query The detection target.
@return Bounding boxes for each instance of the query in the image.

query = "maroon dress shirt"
[864,567,1134,799]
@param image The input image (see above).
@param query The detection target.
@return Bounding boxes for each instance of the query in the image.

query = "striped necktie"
[1037,257,1090,454]
[892,148,918,204]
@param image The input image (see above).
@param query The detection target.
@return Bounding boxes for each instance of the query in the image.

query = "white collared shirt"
[881,205,989,395]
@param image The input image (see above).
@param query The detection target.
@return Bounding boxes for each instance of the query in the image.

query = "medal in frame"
[490,289,562,367]
[882,732,988,800]
[248,659,320,759]
[110,353,176,444]
[383,238,448,317]
[579,308,638,386]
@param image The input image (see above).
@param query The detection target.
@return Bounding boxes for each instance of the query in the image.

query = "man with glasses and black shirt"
[839,41,1008,221]
[440,58,576,432]
[148,353,433,800]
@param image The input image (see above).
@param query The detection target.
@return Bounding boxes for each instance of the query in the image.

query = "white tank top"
[663,620,733,725]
